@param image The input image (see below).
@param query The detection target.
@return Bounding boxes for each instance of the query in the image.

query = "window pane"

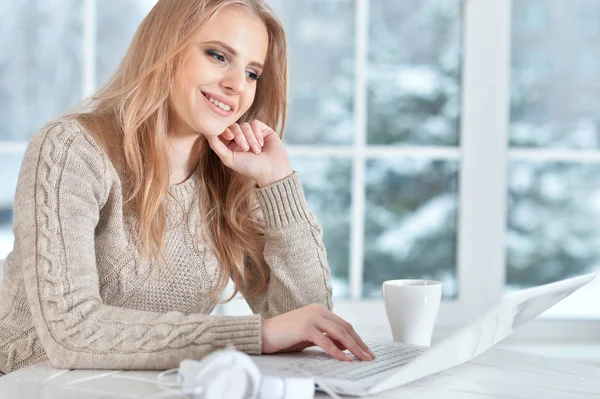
[96,0,157,87]
[367,0,462,146]
[506,161,600,318]
[291,156,352,298]
[507,162,600,285]
[510,0,600,148]
[363,159,459,298]
[0,152,24,259]
[0,1,83,141]
[268,0,355,145]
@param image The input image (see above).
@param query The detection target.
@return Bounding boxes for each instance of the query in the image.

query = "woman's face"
[169,5,269,138]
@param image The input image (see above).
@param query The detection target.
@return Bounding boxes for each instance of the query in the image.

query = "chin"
[200,127,225,137]
[194,118,229,137]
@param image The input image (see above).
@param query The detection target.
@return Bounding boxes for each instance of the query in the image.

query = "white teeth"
[208,96,231,111]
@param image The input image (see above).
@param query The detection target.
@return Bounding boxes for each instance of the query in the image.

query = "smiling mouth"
[201,92,234,112]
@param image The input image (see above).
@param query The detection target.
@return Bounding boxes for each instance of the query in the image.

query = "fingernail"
[242,142,249,150]
[260,138,264,146]
[362,350,372,361]
[345,354,354,361]
[252,144,261,153]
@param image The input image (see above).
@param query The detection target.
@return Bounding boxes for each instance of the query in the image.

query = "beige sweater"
[0,118,332,375]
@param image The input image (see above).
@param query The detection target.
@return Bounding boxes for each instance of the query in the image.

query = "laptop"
[251,272,597,397]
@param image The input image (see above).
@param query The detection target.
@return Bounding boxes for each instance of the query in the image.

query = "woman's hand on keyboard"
[261,304,376,362]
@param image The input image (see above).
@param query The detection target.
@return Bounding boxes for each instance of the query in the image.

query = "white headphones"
[158,348,315,399]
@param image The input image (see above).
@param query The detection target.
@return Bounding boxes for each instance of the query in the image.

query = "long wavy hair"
[68,0,288,302]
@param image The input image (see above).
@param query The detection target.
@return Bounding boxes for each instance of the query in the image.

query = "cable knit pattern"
[0,118,332,375]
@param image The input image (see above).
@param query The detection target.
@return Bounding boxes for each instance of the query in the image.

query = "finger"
[333,339,348,352]
[229,123,250,152]
[206,135,233,167]
[220,128,235,141]
[311,330,353,362]
[254,119,277,141]
[317,319,371,361]
[258,121,279,138]
[240,122,261,154]
[250,119,264,147]
[226,140,244,152]
[323,312,375,359]
[323,332,348,352]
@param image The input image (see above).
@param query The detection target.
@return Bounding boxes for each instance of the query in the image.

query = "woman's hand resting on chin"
[261,304,376,362]
[206,120,293,187]
[209,123,373,361]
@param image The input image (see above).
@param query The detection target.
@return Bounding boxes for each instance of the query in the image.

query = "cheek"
[239,88,258,115]
[172,69,189,98]
[170,80,192,118]
[178,70,202,105]
[174,60,204,102]
[168,81,184,115]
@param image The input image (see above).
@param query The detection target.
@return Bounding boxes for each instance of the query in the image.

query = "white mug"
[382,279,442,347]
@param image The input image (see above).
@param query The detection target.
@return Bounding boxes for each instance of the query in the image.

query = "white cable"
[299,370,342,399]
[156,368,180,389]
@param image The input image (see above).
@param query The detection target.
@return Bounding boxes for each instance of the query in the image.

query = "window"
[270,0,462,302]
[507,0,600,321]
[1,0,82,254]
[1,0,599,339]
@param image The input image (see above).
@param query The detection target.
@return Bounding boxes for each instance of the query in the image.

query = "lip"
[201,91,236,113]
[201,93,233,117]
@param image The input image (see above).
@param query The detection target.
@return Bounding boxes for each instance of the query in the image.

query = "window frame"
[325,0,511,329]
[292,0,600,341]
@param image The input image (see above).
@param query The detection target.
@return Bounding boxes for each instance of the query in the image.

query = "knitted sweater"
[0,118,332,375]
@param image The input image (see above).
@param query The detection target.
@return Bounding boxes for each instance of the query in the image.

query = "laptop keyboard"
[281,341,427,381]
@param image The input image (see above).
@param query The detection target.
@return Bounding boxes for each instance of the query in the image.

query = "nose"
[220,67,246,95]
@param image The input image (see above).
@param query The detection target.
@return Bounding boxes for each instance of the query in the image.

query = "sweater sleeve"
[14,120,262,370]
[244,173,334,318]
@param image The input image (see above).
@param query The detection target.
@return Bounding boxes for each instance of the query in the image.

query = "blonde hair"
[69,0,288,302]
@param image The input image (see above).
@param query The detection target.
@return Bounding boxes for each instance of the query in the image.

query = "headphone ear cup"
[178,349,262,399]
[178,353,226,392]
[216,351,261,399]
[204,363,251,399]
[232,351,262,395]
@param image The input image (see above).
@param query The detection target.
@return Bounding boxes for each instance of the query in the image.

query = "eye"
[206,49,226,63]
[246,70,260,81]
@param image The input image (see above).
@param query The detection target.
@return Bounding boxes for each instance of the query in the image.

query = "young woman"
[0,0,374,375]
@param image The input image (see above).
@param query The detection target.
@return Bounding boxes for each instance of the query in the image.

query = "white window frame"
[1,0,598,342]
[299,0,512,333]
[293,0,600,342]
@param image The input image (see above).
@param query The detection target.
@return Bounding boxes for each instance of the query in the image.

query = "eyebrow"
[203,40,264,71]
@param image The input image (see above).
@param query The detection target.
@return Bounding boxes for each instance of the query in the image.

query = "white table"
[2,344,600,398]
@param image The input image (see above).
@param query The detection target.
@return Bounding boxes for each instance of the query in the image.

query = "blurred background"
[1,0,600,351]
